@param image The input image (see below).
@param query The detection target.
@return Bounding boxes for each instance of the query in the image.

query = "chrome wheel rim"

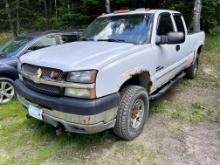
[131,99,145,129]
[0,81,14,104]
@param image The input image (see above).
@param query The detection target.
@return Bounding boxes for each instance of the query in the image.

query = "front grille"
[23,78,63,96]
[22,64,65,81]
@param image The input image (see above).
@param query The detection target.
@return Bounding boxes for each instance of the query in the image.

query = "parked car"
[0,30,83,104]
[15,9,205,140]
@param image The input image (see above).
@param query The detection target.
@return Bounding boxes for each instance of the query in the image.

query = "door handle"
[176,45,180,51]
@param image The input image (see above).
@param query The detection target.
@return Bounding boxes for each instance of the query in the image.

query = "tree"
[0,0,219,34]
[16,0,20,34]
[5,0,17,37]
[55,0,58,19]
[193,0,202,32]
[105,0,111,13]
[43,0,49,29]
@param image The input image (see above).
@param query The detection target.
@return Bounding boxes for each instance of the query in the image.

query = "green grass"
[0,33,220,164]
[151,100,169,113]
[112,143,156,164]
[178,34,220,89]
[0,101,116,165]
[151,100,218,126]
[202,34,220,64]
[0,32,11,45]
[172,102,216,124]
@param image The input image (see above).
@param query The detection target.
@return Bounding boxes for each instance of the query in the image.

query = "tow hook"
[55,125,65,136]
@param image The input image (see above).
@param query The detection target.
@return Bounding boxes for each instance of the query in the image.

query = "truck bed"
[188,31,205,51]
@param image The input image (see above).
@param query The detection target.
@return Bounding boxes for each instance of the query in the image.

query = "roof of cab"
[99,9,180,18]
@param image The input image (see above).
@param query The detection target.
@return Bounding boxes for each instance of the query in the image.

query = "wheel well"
[197,45,203,55]
[119,71,152,92]
[0,73,16,81]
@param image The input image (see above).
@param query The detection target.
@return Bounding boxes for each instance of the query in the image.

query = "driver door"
[153,12,180,87]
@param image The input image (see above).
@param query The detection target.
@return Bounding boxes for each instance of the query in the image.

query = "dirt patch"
[165,85,220,107]
[90,82,220,164]
[0,116,16,125]
[185,122,220,165]
[40,83,220,165]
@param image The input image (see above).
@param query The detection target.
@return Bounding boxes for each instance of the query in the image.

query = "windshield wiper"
[97,39,126,43]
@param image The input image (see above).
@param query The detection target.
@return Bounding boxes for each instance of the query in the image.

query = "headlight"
[66,70,97,83]
[65,70,97,99]
[65,88,96,99]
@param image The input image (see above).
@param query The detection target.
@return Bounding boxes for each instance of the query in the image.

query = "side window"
[61,35,78,44]
[174,15,185,33]
[29,35,57,51]
[157,14,174,35]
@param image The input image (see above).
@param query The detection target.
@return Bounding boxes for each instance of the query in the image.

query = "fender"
[0,63,19,80]
[192,44,203,64]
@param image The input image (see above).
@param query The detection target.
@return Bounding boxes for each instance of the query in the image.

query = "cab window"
[173,15,185,34]
[29,35,57,51]
[61,35,78,44]
[157,14,174,35]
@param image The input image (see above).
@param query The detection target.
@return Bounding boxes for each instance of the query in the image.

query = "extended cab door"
[153,12,180,87]
[172,14,192,70]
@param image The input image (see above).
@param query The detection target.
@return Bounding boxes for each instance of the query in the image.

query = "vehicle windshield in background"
[0,36,32,57]
[81,14,153,44]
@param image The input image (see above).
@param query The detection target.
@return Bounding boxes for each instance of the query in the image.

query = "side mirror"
[28,46,38,51]
[26,49,33,54]
[156,32,185,45]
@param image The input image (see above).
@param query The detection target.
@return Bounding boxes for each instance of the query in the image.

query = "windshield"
[0,36,32,57]
[81,14,153,44]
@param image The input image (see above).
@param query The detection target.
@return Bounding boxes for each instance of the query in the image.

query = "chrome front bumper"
[18,95,118,134]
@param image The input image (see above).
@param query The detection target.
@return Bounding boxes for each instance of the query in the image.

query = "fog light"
[65,88,96,99]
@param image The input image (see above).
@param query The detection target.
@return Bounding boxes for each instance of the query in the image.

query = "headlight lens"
[66,70,97,83]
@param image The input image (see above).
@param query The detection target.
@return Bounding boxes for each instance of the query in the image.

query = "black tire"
[0,77,16,104]
[185,57,199,79]
[113,85,149,140]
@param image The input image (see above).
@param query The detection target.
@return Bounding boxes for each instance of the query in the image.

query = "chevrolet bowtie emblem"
[37,68,43,78]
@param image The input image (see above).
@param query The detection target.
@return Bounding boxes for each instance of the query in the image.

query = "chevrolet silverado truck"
[15,9,205,140]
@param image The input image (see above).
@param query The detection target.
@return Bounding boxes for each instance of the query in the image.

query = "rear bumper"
[15,80,120,134]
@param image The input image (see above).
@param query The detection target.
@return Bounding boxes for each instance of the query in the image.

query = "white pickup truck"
[15,9,205,140]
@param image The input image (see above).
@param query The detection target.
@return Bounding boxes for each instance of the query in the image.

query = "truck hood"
[20,41,140,71]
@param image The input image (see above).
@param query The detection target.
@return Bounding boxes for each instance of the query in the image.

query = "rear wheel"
[113,85,149,140]
[186,57,199,79]
[0,78,15,104]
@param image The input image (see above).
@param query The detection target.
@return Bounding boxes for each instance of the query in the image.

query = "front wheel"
[113,85,149,140]
[0,77,16,104]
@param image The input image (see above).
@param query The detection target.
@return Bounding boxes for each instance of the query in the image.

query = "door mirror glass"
[156,32,185,45]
